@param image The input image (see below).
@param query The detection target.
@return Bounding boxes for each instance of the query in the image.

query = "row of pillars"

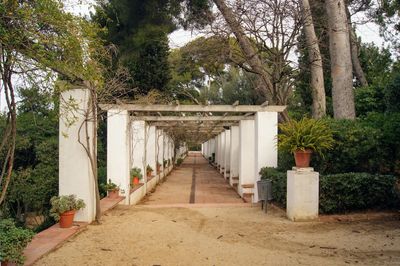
[59,89,187,222]
[201,112,278,203]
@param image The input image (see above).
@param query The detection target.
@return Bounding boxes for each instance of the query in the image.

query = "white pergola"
[58,88,285,223]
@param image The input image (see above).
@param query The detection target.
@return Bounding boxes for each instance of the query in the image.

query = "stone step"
[241,183,254,189]
[242,192,254,203]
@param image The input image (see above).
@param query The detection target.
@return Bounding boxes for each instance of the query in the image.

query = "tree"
[325,0,356,119]
[300,0,326,118]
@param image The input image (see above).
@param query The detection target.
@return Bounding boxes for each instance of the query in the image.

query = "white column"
[254,111,278,202]
[287,168,319,221]
[239,120,255,197]
[215,135,220,167]
[131,120,146,181]
[220,132,226,173]
[59,89,96,222]
[224,129,231,179]
[157,129,164,173]
[146,125,157,179]
[230,126,240,186]
[106,109,130,205]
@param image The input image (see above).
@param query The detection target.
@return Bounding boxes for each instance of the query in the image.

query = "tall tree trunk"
[300,0,326,118]
[213,1,274,101]
[325,0,356,119]
[346,7,369,87]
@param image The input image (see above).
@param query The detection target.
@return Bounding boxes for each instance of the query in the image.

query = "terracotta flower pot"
[108,189,120,199]
[59,210,75,228]
[294,149,313,168]
[133,176,139,185]
[1,261,17,266]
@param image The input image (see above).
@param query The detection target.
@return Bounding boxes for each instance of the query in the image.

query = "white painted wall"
[230,126,239,186]
[59,89,96,222]
[106,110,130,204]
[224,129,231,179]
[254,111,278,202]
[238,120,255,196]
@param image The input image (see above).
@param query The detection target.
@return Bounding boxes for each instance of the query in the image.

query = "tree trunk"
[300,0,326,119]
[325,0,356,119]
[346,7,369,87]
[212,0,275,104]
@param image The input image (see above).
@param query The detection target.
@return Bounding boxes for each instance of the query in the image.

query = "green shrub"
[277,114,400,175]
[130,167,143,179]
[259,167,399,213]
[320,173,399,213]
[0,219,34,265]
[176,158,184,166]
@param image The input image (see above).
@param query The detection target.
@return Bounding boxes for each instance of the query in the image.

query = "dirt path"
[35,154,400,265]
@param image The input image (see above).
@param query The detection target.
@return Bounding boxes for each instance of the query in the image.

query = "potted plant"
[104,179,120,199]
[0,219,34,266]
[167,159,171,167]
[278,117,334,168]
[156,161,161,174]
[163,159,167,168]
[146,165,153,178]
[130,167,143,186]
[50,195,85,228]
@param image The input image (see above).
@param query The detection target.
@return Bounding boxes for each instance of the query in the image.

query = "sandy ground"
[36,205,400,266]
[36,154,400,265]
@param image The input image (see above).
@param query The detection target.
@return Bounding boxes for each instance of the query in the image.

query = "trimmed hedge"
[260,167,399,214]
[277,113,400,176]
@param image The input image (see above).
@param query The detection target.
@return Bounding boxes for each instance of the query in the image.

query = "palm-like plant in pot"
[278,118,334,168]
[130,167,143,186]
[50,195,85,228]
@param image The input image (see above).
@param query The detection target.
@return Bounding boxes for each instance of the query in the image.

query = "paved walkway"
[142,152,244,205]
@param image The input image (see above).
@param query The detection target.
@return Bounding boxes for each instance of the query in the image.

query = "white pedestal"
[287,168,319,221]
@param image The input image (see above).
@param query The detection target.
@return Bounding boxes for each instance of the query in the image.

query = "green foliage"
[384,74,400,113]
[176,158,184,166]
[130,167,143,179]
[102,179,119,192]
[260,168,400,214]
[278,118,334,156]
[0,219,34,265]
[163,160,168,168]
[355,85,386,116]
[146,165,154,173]
[319,173,399,213]
[49,195,85,222]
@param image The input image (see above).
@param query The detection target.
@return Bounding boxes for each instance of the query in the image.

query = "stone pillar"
[220,132,226,174]
[254,111,278,202]
[224,129,231,179]
[157,129,164,173]
[287,168,319,221]
[146,125,157,180]
[229,126,239,186]
[215,135,220,167]
[106,110,130,205]
[131,120,146,183]
[239,120,255,197]
[59,89,96,222]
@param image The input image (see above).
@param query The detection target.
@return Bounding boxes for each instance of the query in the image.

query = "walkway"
[142,152,244,205]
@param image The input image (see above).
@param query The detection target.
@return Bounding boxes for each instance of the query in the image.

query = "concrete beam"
[100,104,287,113]
[132,116,254,121]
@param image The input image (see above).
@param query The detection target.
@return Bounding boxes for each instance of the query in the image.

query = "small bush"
[260,167,399,214]
[176,158,183,166]
[0,219,34,265]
